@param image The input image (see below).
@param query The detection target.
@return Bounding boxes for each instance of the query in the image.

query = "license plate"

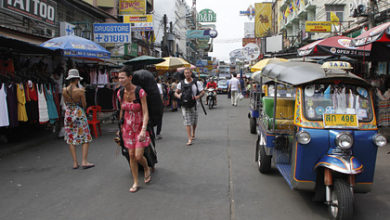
[323,114,358,128]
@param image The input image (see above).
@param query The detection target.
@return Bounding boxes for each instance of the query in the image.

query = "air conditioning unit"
[44,28,55,37]
[350,0,368,17]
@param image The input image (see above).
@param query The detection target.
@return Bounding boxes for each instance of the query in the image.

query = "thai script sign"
[255,3,272,37]
[93,23,131,43]
[119,0,146,15]
[2,0,57,26]
[123,15,153,31]
[198,9,216,22]
[305,21,332,33]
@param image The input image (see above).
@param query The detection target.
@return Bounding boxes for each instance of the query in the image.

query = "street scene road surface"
[1,97,390,220]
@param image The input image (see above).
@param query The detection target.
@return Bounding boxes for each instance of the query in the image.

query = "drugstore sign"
[2,0,57,26]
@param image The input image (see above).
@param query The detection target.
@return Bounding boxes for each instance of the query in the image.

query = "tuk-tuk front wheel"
[329,178,354,220]
[256,135,271,173]
[249,117,256,134]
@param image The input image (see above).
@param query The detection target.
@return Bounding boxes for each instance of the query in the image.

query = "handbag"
[238,93,244,101]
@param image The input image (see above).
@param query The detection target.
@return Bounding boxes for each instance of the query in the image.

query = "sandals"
[129,185,139,193]
[144,168,152,184]
[186,140,193,146]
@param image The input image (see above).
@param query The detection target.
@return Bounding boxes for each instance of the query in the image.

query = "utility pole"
[169,21,173,56]
[162,14,168,57]
[368,0,378,28]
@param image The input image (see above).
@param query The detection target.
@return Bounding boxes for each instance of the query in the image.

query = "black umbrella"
[123,55,165,66]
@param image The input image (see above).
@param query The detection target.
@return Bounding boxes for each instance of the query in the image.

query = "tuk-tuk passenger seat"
[262,97,295,130]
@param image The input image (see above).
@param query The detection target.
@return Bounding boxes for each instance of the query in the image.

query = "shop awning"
[0,35,59,55]
[297,36,371,57]
[351,21,390,46]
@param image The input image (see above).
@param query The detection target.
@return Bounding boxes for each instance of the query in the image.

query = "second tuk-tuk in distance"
[254,61,387,220]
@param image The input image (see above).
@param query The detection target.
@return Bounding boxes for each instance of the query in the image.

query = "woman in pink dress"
[118,66,152,193]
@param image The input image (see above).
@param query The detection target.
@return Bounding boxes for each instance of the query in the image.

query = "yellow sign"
[123,14,153,23]
[119,0,146,15]
[323,114,358,128]
[255,3,272,37]
[305,21,332,33]
[321,61,353,70]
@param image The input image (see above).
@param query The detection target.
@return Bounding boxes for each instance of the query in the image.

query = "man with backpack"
[174,68,205,146]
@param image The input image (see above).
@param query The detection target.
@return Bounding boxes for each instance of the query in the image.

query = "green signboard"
[198,9,216,22]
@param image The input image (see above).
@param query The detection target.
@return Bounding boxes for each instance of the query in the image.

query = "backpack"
[180,79,198,108]
[130,70,163,127]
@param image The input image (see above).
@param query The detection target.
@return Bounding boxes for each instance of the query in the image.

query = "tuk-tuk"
[255,61,387,220]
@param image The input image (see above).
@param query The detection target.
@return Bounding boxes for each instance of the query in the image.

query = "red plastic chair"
[87,105,102,138]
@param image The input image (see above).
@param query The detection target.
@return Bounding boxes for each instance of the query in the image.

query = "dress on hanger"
[37,84,49,124]
[6,83,18,127]
[45,84,59,124]
[26,82,39,123]
[16,83,28,122]
[0,83,9,127]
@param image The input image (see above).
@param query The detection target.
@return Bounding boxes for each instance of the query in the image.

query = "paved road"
[1,95,390,220]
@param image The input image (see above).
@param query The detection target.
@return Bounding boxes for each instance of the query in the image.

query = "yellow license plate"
[323,114,358,128]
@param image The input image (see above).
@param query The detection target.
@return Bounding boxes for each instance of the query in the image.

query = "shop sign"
[305,21,332,33]
[242,43,260,61]
[93,23,131,43]
[123,15,153,31]
[2,0,57,26]
[240,5,255,20]
[125,43,138,57]
[198,9,216,22]
[186,30,217,39]
[198,39,209,49]
[119,0,146,15]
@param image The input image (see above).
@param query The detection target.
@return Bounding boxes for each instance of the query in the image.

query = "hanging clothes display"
[25,81,39,124]
[37,84,49,124]
[6,83,18,127]
[45,84,59,124]
[97,69,108,88]
[16,83,28,122]
[0,83,9,127]
[96,87,113,110]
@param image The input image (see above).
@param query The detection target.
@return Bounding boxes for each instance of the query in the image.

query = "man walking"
[175,68,205,146]
[229,73,241,106]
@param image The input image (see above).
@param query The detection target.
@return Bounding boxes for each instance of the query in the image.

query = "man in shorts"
[174,68,205,146]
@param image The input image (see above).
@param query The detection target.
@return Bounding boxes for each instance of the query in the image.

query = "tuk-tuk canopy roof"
[261,62,369,86]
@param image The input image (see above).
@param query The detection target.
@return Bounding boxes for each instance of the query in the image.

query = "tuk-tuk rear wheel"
[329,178,354,220]
[250,117,256,134]
[256,135,271,173]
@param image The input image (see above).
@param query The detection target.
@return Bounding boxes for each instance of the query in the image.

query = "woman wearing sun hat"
[62,69,94,169]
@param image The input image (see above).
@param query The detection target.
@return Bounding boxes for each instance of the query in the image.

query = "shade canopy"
[297,36,371,57]
[351,22,390,46]
[155,57,191,71]
[0,35,58,55]
[261,62,369,86]
[124,55,165,66]
[250,58,289,72]
[41,35,110,59]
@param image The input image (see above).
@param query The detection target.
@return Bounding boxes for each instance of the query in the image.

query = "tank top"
[0,83,9,127]
[37,84,49,124]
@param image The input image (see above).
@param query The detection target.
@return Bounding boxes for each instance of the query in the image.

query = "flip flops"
[82,164,95,169]
[129,185,139,193]
[186,140,192,146]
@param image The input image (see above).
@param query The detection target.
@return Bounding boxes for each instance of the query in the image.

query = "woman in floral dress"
[118,66,152,193]
[62,69,94,170]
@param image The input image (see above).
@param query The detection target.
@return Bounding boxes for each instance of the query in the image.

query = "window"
[325,5,344,22]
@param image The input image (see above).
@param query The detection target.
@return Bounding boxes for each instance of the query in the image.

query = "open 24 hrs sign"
[93,23,131,44]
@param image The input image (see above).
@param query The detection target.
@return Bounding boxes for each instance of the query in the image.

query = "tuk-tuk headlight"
[336,132,353,150]
[373,134,387,147]
[296,131,311,144]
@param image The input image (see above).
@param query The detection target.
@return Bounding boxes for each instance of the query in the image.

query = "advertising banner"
[119,0,146,15]
[305,21,332,33]
[255,3,272,37]
[244,22,255,38]
[242,43,260,61]
[186,30,211,39]
[123,15,153,31]
[242,38,261,47]
[2,0,57,26]
[93,23,131,43]
[266,35,283,52]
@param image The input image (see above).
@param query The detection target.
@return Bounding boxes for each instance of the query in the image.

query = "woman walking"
[118,66,152,193]
[62,69,94,170]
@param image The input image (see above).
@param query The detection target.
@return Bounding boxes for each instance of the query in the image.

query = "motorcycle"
[206,88,216,109]
[254,61,387,220]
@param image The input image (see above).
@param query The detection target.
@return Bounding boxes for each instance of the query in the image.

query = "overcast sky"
[184,0,262,62]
